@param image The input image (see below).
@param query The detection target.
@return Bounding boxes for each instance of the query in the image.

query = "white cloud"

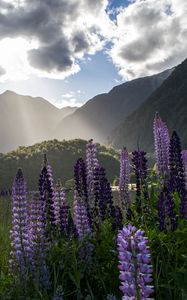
[0,0,186,82]
[0,0,113,81]
[54,90,84,108]
[109,0,187,79]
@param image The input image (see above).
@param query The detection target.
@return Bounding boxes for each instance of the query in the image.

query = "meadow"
[0,113,187,300]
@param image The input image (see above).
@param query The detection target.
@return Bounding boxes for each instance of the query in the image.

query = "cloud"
[58,90,84,108]
[0,0,186,81]
[0,65,5,76]
[109,0,187,79]
[0,0,112,79]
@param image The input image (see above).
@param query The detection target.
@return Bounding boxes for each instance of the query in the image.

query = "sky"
[0,0,186,108]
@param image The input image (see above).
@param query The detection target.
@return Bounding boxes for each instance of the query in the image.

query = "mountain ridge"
[109,58,187,151]
[55,68,172,143]
[0,91,77,152]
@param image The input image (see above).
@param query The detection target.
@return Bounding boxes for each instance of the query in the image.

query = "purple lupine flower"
[28,192,51,289]
[39,154,56,231]
[93,165,116,225]
[74,158,88,201]
[132,150,149,215]
[114,205,123,230]
[158,186,177,232]
[53,286,64,300]
[153,112,170,177]
[54,180,69,234]
[169,131,187,218]
[119,147,131,218]
[86,139,99,190]
[9,168,30,280]
[117,224,154,300]
[181,150,187,190]
[86,139,99,224]
[73,192,91,240]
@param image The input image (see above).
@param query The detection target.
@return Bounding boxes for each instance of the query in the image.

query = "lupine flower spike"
[54,179,69,234]
[132,150,149,216]
[117,224,154,300]
[182,150,187,190]
[73,191,91,240]
[119,147,131,218]
[86,139,99,224]
[39,153,56,233]
[169,131,187,218]
[9,168,30,281]
[153,112,170,177]
[28,192,51,289]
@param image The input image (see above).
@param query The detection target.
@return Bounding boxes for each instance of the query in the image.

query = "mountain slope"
[109,58,187,152]
[0,91,76,152]
[0,139,119,189]
[55,69,172,142]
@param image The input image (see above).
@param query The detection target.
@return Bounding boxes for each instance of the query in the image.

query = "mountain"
[60,106,77,118]
[109,58,187,152]
[0,139,119,190]
[0,91,76,152]
[55,69,172,143]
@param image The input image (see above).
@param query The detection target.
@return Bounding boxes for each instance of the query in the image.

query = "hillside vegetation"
[0,139,119,190]
[110,58,187,151]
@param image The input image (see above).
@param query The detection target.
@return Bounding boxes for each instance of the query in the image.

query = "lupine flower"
[9,168,30,280]
[93,165,115,225]
[169,131,187,218]
[158,186,177,232]
[39,154,56,231]
[86,139,99,190]
[28,192,51,289]
[114,205,123,230]
[86,139,99,223]
[181,150,187,190]
[119,147,131,218]
[153,112,170,177]
[54,180,69,234]
[74,158,88,201]
[53,286,64,300]
[132,150,149,215]
[73,191,91,240]
[117,224,154,300]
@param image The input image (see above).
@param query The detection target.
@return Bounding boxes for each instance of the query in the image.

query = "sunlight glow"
[0,37,34,81]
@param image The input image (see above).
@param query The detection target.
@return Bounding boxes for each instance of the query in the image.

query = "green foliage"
[0,139,119,190]
[0,175,187,299]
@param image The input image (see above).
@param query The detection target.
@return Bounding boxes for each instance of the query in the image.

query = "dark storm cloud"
[0,0,13,10]
[0,0,85,72]
[28,39,73,72]
[0,65,5,76]
[0,1,78,41]
[119,32,164,62]
[72,31,90,53]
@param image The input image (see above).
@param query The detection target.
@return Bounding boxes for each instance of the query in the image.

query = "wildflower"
[28,192,51,289]
[117,224,154,300]
[169,131,187,218]
[9,168,30,280]
[153,112,170,177]
[132,150,149,215]
[54,180,69,234]
[119,147,131,218]
[73,192,91,240]
[38,154,56,231]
